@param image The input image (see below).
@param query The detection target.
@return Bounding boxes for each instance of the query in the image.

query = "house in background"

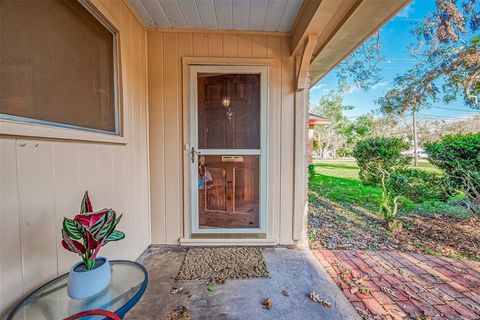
[308,113,330,163]
[0,0,409,315]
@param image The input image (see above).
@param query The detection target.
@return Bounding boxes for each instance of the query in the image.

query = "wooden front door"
[195,74,261,229]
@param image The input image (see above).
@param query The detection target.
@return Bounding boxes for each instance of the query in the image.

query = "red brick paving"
[312,249,480,320]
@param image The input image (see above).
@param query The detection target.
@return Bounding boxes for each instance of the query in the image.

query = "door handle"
[191,147,200,163]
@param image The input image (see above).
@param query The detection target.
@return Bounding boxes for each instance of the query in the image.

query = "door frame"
[182,59,271,238]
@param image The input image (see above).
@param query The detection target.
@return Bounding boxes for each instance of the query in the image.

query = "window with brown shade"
[0,0,119,134]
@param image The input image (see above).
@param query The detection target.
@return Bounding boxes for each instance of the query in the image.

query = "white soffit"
[128,0,304,32]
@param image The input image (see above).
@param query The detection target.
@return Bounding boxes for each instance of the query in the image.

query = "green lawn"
[309,160,470,218]
[313,159,441,180]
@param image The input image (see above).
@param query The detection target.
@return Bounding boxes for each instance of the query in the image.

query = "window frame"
[0,0,124,143]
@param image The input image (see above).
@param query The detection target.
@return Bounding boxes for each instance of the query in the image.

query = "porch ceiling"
[127,0,304,32]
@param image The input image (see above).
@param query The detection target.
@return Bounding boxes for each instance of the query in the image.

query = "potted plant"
[62,191,125,299]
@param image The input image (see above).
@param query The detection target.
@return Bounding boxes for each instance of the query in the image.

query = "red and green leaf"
[62,230,86,254]
[96,211,118,241]
[80,191,93,214]
[62,217,86,241]
[86,230,99,250]
[104,230,125,244]
[62,191,125,260]
[74,209,109,229]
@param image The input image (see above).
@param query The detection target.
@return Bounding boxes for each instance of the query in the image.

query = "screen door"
[189,67,267,234]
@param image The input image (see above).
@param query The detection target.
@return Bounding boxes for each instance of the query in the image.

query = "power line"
[430,106,480,113]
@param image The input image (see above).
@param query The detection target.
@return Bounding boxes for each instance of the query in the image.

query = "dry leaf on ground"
[281,290,289,297]
[381,286,398,299]
[309,291,332,307]
[261,297,272,309]
[164,306,191,320]
[170,287,183,294]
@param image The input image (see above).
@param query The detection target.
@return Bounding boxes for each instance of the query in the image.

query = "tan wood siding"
[148,31,298,245]
[0,1,150,316]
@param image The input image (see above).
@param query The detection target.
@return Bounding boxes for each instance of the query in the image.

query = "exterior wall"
[0,0,150,316]
[148,31,300,245]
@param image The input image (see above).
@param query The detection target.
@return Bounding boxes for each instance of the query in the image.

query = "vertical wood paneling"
[78,144,99,200]
[279,36,295,244]
[148,31,166,244]
[222,33,237,57]
[208,33,223,57]
[122,12,138,258]
[193,33,208,56]
[252,34,267,58]
[0,2,150,316]
[96,145,118,258]
[112,145,127,259]
[16,140,57,292]
[0,139,23,316]
[148,31,296,245]
[51,142,81,274]
[163,32,181,244]
[131,19,143,255]
[266,35,282,241]
[139,25,151,249]
[177,32,193,239]
[237,34,253,57]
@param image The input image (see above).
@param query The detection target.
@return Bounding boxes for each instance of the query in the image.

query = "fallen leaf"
[281,290,289,297]
[358,286,370,294]
[261,298,272,309]
[350,286,359,295]
[215,278,225,285]
[171,287,183,294]
[309,291,320,302]
[309,291,332,307]
[319,299,332,307]
[164,306,191,320]
[381,286,398,299]
[355,306,371,318]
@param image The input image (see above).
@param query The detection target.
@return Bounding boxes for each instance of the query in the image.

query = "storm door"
[189,66,267,234]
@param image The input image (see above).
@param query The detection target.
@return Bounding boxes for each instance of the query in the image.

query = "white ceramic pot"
[67,257,111,299]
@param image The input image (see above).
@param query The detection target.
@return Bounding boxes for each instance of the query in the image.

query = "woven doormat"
[175,247,269,280]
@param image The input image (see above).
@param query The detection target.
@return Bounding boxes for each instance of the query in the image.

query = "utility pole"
[412,109,418,167]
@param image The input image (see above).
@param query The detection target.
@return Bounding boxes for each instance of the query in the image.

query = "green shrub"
[353,137,410,186]
[425,133,480,215]
[389,169,448,203]
[308,164,316,179]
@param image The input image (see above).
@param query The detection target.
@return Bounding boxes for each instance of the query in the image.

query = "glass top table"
[7,260,148,320]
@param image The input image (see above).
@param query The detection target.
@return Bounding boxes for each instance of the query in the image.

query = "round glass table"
[7,260,148,320]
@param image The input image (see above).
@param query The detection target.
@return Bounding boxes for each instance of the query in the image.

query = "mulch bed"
[308,198,480,260]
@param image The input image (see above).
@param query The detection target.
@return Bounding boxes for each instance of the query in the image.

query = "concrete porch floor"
[126,246,359,320]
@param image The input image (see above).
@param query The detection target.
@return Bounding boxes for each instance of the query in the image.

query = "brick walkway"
[313,250,480,320]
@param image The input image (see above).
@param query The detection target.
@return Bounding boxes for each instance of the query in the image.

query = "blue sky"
[309,0,480,120]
